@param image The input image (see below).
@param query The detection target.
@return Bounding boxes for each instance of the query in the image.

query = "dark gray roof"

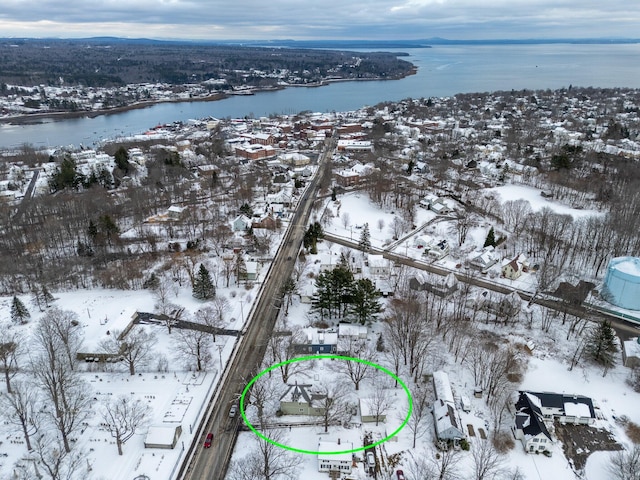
[515,392,552,441]
[522,391,596,418]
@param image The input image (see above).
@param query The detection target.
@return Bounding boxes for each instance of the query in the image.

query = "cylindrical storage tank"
[602,257,640,310]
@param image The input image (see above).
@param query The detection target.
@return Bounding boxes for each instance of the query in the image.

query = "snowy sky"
[1,0,639,41]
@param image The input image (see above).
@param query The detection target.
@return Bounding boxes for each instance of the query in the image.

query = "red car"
[396,470,406,480]
[203,432,213,448]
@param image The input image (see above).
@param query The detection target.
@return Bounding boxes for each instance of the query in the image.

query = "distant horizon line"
[1,36,640,47]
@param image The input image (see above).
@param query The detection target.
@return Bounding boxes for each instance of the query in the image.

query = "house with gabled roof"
[514,392,553,454]
[410,272,458,297]
[502,254,528,280]
[470,246,499,272]
[231,215,252,232]
[279,383,327,416]
[432,371,465,444]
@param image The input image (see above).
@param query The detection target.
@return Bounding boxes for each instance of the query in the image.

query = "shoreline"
[0,69,417,126]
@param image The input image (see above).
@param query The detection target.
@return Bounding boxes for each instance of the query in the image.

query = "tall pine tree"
[192,264,215,300]
[358,223,371,252]
[10,296,30,324]
[586,320,618,374]
[349,278,382,325]
[483,226,496,248]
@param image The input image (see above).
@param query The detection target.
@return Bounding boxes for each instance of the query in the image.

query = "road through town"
[179,137,335,480]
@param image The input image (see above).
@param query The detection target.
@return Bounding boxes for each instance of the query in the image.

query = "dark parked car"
[396,470,406,480]
[204,432,213,448]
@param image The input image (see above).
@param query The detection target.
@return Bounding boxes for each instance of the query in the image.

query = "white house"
[430,199,453,215]
[514,392,553,454]
[470,246,499,272]
[520,391,596,425]
[414,235,434,250]
[432,371,465,444]
[409,272,458,297]
[318,441,352,474]
[367,254,390,277]
[338,323,367,340]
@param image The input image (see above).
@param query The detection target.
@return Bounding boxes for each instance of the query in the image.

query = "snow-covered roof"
[432,370,455,404]
[144,425,180,447]
[301,327,338,345]
[318,441,352,462]
[563,401,592,418]
[338,323,367,338]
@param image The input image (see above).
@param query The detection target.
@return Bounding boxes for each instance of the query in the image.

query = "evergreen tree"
[483,226,496,248]
[114,146,131,174]
[358,223,371,252]
[192,264,216,300]
[586,320,618,373]
[10,296,30,324]
[239,203,253,217]
[303,221,324,254]
[349,278,383,325]
[311,265,354,320]
[41,285,54,307]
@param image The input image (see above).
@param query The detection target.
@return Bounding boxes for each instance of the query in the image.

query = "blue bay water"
[1,43,639,149]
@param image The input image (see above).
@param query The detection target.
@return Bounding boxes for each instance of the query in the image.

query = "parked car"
[203,432,213,448]
[396,469,406,480]
[229,404,238,417]
[366,451,375,467]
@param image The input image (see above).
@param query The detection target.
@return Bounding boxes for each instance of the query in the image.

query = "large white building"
[317,441,352,474]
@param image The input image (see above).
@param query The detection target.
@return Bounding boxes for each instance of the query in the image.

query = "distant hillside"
[0,39,414,88]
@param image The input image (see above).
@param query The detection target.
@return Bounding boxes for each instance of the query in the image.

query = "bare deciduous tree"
[406,386,431,448]
[31,316,91,453]
[0,324,23,393]
[100,327,158,376]
[227,428,302,480]
[471,440,505,480]
[329,340,376,391]
[365,376,393,426]
[172,325,213,372]
[315,379,349,433]
[607,445,640,480]
[26,434,87,480]
[266,323,311,383]
[341,212,351,228]
[0,380,40,451]
[40,307,83,371]
[101,395,151,455]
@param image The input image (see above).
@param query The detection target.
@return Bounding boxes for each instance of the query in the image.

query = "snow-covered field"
[0,283,254,479]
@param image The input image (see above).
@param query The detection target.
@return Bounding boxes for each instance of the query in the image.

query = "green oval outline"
[239,354,413,455]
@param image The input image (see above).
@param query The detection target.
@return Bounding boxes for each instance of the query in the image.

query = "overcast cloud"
[0,0,638,40]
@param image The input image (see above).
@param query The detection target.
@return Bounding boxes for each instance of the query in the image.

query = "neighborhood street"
[179,137,335,480]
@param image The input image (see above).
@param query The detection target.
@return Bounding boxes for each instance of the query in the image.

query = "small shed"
[144,425,182,449]
[623,337,640,368]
